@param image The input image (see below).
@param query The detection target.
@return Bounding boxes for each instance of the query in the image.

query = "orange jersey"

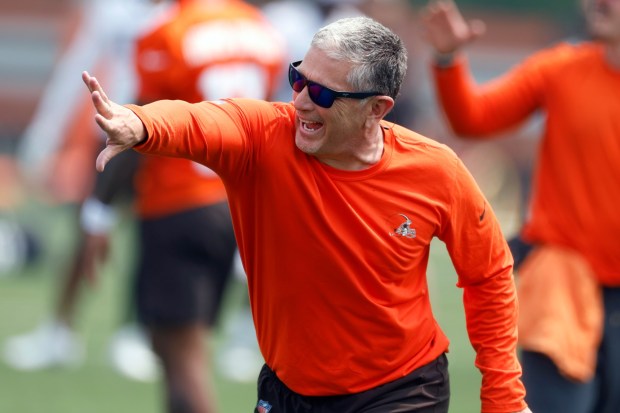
[133,0,284,217]
[129,98,526,412]
[433,42,620,286]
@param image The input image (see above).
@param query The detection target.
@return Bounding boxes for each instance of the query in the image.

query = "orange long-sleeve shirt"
[130,98,526,412]
[433,42,620,286]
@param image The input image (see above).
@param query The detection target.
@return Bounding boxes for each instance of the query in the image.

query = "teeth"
[302,121,321,131]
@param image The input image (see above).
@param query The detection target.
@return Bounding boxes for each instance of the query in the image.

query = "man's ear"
[369,95,395,121]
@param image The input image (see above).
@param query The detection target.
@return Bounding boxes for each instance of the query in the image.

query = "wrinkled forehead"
[300,47,355,89]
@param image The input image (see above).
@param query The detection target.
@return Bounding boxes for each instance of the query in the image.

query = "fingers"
[422,0,454,18]
[469,19,487,38]
[94,110,113,133]
[82,71,100,97]
[83,72,121,173]
[82,71,93,91]
[420,0,484,53]
[83,72,114,120]
[92,91,114,120]
[96,145,124,173]
[420,0,457,34]
[82,71,110,104]
[83,71,139,173]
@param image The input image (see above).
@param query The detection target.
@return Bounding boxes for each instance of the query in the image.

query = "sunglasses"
[288,61,381,108]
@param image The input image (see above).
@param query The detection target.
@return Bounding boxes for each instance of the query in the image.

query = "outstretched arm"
[82,71,146,172]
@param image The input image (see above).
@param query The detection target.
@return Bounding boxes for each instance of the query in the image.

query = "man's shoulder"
[225,98,293,113]
[218,99,295,128]
[525,40,601,71]
[386,122,457,158]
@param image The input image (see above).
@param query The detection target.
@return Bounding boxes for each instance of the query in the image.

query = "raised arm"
[82,71,146,172]
[420,1,544,137]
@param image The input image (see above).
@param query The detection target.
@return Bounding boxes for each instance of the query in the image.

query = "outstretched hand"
[82,71,146,172]
[420,0,486,54]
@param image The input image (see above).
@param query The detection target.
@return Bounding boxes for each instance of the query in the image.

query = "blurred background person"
[3,0,169,378]
[421,0,620,412]
[0,154,39,278]
[76,0,285,412]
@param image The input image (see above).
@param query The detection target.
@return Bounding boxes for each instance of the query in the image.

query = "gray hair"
[311,16,407,99]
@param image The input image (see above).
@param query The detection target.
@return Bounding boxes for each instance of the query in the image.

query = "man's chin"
[295,134,319,155]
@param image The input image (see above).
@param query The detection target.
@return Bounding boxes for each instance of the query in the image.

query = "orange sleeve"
[440,158,527,413]
[129,98,285,179]
[432,54,545,137]
[130,100,245,167]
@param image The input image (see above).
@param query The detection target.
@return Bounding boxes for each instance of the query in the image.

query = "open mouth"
[299,118,324,132]
[302,121,322,131]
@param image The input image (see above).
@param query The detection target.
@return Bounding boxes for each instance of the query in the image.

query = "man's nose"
[292,87,314,110]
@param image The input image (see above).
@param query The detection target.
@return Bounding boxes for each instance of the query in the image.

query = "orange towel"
[517,245,603,382]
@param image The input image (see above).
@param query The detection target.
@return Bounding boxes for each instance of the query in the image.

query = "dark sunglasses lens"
[307,83,334,108]
[289,66,305,93]
[289,64,335,108]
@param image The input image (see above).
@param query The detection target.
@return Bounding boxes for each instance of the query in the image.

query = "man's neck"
[319,128,385,171]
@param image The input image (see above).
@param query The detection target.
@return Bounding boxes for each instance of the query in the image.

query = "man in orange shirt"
[78,0,284,412]
[421,1,620,412]
[83,16,530,413]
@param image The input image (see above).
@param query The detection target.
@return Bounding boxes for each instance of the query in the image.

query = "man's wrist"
[434,51,457,68]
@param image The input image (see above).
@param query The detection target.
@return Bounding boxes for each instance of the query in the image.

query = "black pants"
[522,287,620,413]
[255,354,450,413]
[136,203,236,327]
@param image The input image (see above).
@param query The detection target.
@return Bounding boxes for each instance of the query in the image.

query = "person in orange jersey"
[77,0,285,412]
[83,16,530,413]
[3,0,168,377]
[421,1,620,412]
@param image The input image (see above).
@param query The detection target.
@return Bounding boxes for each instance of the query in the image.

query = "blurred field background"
[0,0,582,412]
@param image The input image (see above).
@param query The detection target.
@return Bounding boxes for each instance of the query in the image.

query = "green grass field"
[0,201,482,412]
